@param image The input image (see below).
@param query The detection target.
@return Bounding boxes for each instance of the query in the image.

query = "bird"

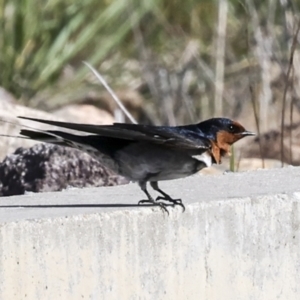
[17,116,255,213]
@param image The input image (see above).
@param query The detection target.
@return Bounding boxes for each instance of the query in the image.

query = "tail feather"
[20,129,81,148]
[19,129,121,173]
[18,116,112,135]
[20,129,133,158]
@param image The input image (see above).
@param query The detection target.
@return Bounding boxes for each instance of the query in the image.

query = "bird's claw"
[155,196,185,212]
[138,199,152,205]
[138,199,170,214]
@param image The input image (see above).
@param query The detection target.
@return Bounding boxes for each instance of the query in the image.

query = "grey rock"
[0,144,128,197]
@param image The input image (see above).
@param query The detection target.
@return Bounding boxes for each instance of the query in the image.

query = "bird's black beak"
[241,130,255,136]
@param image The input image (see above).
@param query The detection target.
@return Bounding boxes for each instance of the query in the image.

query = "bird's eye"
[228,125,235,132]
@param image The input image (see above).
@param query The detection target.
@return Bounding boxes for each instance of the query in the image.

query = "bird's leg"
[150,181,185,212]
[138,181,169,214]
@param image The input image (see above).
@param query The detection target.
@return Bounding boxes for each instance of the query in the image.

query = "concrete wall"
[0,167,300,299]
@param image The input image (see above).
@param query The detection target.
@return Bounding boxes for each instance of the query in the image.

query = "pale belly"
[114,143,213,182]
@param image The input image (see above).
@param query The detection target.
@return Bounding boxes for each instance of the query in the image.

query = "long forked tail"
[20,129,83,148]
[20,129,120,173]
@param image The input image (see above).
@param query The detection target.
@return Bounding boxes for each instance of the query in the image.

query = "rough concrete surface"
[0,167,300,299]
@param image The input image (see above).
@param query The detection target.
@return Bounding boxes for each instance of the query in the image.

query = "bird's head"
[213,118,255,145]
[197,118,255,163]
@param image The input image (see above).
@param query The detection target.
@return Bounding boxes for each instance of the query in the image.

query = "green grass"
[0,0,156,100]
[0,0,299,130]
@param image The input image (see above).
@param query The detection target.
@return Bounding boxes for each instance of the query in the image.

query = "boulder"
[0,144,128,197]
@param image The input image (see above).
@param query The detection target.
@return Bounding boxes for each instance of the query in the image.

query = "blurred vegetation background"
[0,0,300,132]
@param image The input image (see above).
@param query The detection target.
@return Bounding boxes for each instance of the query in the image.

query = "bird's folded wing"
[110,122,211,151]
[18,117,211,151]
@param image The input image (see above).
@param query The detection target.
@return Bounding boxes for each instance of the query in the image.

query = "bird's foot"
[156,196,185,212]
[138,199,170,214]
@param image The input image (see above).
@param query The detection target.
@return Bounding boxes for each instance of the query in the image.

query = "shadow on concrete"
[0,203,168,208]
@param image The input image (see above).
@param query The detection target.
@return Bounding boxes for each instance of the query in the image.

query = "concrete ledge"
[0,167,300,299]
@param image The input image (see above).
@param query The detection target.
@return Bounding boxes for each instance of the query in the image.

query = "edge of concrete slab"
[0,167,300,299]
